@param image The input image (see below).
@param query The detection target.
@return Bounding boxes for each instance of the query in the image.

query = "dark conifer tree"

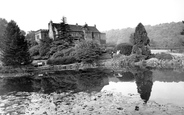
[1,20,32,66]
[49,20,74,55]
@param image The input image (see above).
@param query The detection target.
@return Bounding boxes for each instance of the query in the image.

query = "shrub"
[114,43,133,56]
[153,52,173,60]
[75,40,103,64]
[51,47,75,59]
[105,47,114,56]
[29,45,40,56]
[39,38,52,57]
[47,56,77,65]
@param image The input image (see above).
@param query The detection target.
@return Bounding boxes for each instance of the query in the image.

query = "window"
[37,35,40,40]
[92,32,94,39]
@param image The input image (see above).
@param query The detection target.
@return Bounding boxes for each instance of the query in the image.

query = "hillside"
[105,22,184,48]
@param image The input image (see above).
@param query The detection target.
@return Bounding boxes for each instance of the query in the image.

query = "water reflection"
[0,69,109,95]
[105,67,184,106]
[0,76,34,95]
[134,68,153,103]
[112,67,153,103]
[116,72,134,82]
[1,67,184,106]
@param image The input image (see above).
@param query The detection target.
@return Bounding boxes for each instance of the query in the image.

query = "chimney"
[94,24,96,28]
[48,20,53,29]
[76,23,78,26]
[62,16,67,24]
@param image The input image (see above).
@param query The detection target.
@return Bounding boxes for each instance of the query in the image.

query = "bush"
[39,38,52,57]
[75,40,103,64]
[114,43,133,55]
[51,47,75,59]
[29,45,40,56]
[154,52,173,60]
[47,56,77,65]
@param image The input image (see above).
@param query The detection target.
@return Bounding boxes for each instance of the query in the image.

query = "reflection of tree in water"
[0,69,109,95]
[32,69,109,94]
[134,67,153,103]
[113,67,153,103]
[0,76,34,95]
[33,71,78,93]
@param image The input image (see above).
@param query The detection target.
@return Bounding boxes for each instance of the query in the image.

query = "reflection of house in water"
[35,17,106,45]
[32,69,109,93]
[76,69,109,92]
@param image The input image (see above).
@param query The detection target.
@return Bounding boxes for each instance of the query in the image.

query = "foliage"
[39,37,52,57]
[114,43,133,56]
[129,33,134,45]
[0,18,8,49]
[25,31,38,48]
[0,20,32,66]
[51,47,75,59]
[105,28,134,45]
[106,54,139,69]
[132,23,150,46]
[29,45,40,56]
[75,40,103,64]
[119,54,141,65]
[105,21,184,48]
[153,52,173,60]
[131,23,151,60]
[47,56,77,65]
[49,22,74,55]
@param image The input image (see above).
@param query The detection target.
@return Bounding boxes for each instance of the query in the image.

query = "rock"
[135,106,139,111]
[117,107,124,110]
[0,103,5,107]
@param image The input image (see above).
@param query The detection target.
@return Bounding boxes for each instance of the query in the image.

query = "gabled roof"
[87,26,100,33]
[69,25,83,32]
[52,23,100,33]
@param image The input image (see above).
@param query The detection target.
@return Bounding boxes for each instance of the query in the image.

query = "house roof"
[52,23,100,33]
[35,29,48,33]
[69,25,83,32]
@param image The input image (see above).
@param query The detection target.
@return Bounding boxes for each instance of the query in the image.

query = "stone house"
[35,29,48,43]
[35,19,106,45]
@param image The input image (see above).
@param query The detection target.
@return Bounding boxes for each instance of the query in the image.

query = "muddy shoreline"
[0,91,184,115]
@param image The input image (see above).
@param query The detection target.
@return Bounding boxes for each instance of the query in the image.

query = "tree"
[50,21,74,55]
[133,23,150,46]
[131,23,151,60]
[25,31,38,48]
[39,37,52,57]
[106,22,184,48]
[129,33,135,45]
[0,20,32,66]
[0,18,8,49]
[75,40,103,64]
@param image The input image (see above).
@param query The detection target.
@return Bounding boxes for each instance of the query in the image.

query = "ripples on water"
[0,67,184,106]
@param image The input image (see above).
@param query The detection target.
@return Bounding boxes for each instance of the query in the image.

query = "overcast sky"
[0,0,184,32]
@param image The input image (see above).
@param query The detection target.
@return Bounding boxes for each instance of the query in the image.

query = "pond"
[103,68,184,107]
[0,67,184,110]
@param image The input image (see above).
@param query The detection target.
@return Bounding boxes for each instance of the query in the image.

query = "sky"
[0,0,184,33]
